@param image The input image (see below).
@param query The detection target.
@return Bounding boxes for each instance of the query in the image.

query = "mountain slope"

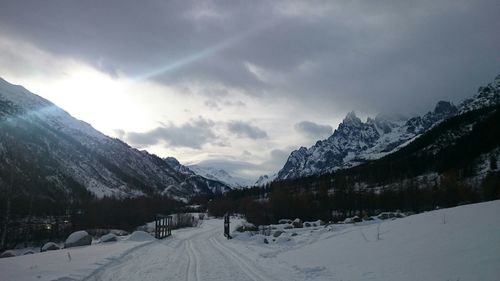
[277,75,500,180]
[0,77,227,202]
[273,103,500,196]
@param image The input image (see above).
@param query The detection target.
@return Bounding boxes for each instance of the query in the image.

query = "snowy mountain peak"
[459,76,500,114]
[494,74,500,88]
[433,101,457,115]
[254,173,277,186]
[342,111,362,126]
[188,165,254,189]
[276,75,499,180]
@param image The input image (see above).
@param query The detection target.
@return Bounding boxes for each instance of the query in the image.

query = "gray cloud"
[124,118,221,149]
[1,0,498,116]
[195,147,293,179]
[264,149,291,169]
[204,99,221,111]
[294,121,333,139]
[1,0,499,178]
[204,98,245,111]
[227,121,268,139]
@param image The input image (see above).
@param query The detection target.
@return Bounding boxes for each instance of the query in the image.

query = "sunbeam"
[132,22,274,82]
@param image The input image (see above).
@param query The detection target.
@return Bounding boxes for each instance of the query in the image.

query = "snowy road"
[3,201,499,281]
[84,220,280,281]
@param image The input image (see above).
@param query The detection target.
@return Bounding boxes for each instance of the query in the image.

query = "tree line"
[208,106,500,225]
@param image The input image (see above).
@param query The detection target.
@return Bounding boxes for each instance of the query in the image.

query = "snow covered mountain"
[0,77,228,201]
[254,173,277,186]
[163,158,231,193]
[277,75,500,180]
[188,165,254,189]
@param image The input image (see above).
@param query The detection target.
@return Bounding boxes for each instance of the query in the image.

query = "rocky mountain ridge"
[276,75,500,180]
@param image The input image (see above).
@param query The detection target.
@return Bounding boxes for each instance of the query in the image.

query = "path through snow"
[2,200,499,281]
[84,220,289,281]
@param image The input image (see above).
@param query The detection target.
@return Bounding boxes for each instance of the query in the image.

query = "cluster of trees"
[0,194,186,251]
[208,170,499,226]
[73,196,184,231]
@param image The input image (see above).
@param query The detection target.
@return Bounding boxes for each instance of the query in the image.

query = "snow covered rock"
[23,250,35,255]
[273,230,284,237]
[235,222,258,232]
[362,215,374,221]
[343,216,362,224]
[0,250,15,258]
[127,231,155,242]
[100,233,118,243]
[292,218,303,228]
[41,242,60,252]
[65,231,92,248]
[377,212,405,220]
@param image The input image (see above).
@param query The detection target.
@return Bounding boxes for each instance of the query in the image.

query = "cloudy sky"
[0,0,498,180]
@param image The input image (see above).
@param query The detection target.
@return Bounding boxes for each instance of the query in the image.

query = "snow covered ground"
[1,200,499,281]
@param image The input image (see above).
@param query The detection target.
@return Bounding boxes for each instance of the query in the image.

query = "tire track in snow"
[185,240,200,281]
[184,240,192,281]
[188,239,201,281]
[82,240,158,281]
[209,235,274,281]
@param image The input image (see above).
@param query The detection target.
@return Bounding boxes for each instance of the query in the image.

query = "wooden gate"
[155,215,172,239]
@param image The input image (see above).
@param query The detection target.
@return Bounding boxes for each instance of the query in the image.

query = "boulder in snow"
[41,242,60,252]
[127,231,155,242]
[65,230,92,248]
[292,218,303,228]
[235,222,257,232]
[273,230,284,237]
[343,216,362,224]
[23,250,35,255]
[0,250,15,258]
[101,233,118,243]
[377,212,404,220]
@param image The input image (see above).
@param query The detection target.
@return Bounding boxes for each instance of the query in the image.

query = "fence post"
[224,214,232,239]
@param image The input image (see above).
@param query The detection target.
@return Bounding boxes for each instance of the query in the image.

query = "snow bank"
[65,231,92,249]
[0,239,151,280]
[100,233,118,243]
[0,250,15,258]
[127,231,155,242]
[41,242,60,252]
[278,200,500,281]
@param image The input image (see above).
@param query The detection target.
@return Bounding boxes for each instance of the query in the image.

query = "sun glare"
[26,67,154,135]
